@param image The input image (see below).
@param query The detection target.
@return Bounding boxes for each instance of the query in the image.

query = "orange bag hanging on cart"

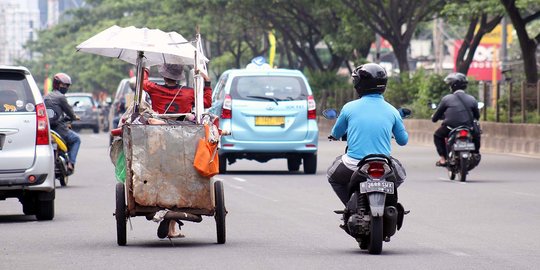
[193,124,219,178]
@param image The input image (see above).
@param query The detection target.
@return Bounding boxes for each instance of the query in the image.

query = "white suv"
[0,65,55,220]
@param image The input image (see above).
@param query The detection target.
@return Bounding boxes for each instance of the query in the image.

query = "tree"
[500,0,540,83]
[442,1,504,75]
[343,0,446,73]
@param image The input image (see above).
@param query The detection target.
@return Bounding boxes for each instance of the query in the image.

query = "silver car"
[0,65,55,220]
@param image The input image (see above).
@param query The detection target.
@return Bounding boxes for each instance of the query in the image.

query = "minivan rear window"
[230,76,307,101]
[0,72,36,113]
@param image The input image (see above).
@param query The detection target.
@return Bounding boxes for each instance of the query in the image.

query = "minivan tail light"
[307,95,316,119]
[221,94,232,119]
[36,103,50,145]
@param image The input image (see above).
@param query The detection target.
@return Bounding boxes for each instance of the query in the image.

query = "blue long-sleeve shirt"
[331,94,408,160]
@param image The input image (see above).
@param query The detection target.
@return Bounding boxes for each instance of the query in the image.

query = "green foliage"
[386,70,449,119]
[304,69,351,110]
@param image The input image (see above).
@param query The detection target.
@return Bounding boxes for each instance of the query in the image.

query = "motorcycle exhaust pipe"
[383,206,398,239]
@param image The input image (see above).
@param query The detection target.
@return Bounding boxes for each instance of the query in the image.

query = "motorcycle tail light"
[367,162,385,178]
[458,129,469,138]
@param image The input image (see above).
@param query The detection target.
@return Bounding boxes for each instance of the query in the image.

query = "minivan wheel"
[303,153,317,174]
[287,157,301,172]
[219,154,227,174]
[21,197,36,215]
[35,200,54,221]
[93,125,100,134]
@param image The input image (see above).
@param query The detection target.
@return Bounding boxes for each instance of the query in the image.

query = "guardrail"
[317,118,540,157]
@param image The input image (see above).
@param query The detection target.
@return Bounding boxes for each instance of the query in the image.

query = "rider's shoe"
[157,220,169,239]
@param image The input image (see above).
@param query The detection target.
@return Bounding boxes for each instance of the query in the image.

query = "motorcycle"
[323,108,410,254]
[46,108,74,186]
[442,126,479,182]
[430,102,484,182]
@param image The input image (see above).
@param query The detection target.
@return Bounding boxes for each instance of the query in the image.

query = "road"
[1,131,539,270]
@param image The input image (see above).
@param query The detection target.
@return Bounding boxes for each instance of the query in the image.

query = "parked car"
[210,67,319,174]
[108,77,163,143]
[0,65,55,220]
[65,92,101,133]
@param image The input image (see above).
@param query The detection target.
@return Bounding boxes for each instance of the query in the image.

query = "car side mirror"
[322,108,339,120]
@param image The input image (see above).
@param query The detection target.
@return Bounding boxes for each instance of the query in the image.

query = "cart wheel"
[115,182,127,246]
[214,180,226,244]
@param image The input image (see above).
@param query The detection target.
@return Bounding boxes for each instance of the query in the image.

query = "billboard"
[454,40,501,81]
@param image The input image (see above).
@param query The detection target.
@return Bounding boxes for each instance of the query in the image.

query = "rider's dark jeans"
[328,155,399,207]
[434,125,481,157]
[327,156,355,205]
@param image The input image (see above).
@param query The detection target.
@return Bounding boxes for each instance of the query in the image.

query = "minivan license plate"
[360,181,394,194]
[255,116,285,126]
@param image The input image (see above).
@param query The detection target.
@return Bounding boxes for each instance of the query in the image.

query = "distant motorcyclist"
[44,72,81,172]
[431,72,481,167]
[327,63,408,206]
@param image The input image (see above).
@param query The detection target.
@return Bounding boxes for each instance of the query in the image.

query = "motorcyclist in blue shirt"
[327,63,408,205]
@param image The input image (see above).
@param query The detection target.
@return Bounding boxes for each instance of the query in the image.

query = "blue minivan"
[210,67,319,174]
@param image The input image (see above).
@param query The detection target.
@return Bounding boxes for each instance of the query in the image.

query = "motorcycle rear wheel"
[458,155,468,182]
[368,216,383,254]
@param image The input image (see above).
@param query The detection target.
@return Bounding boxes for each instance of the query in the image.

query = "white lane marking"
[438,177,447,181]
[232,177,247,182]
[213,177,224,181]
[511,191,539,197]
[448,251,470,257]
[224,182,244,190]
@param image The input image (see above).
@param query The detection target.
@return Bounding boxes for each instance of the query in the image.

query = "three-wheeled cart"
[114,122,226,246]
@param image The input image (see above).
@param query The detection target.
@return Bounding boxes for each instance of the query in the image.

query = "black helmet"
[444,72,468,92]
[52,72,72,94]
[352,63,387,97]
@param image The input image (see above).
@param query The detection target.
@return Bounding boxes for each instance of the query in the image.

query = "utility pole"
[433,17,444,74]
[375,34,381,64]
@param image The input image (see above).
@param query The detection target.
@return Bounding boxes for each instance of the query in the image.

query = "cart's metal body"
[115,122,226,245]
[123,123,213,215]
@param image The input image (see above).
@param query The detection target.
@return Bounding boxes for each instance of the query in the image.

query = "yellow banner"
[268,30,276,67]
[479,24,513,44]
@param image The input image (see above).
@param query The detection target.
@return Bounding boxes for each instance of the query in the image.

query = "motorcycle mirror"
[429,103,437,110]
[398,108,412,118]
[322,108,339,120]
[478,101,485,109]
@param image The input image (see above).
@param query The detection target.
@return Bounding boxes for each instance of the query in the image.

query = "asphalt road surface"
[1,131,539,270]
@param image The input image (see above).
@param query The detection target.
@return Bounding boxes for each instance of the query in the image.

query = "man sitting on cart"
[142,63,212,117]
[142,63,213,238]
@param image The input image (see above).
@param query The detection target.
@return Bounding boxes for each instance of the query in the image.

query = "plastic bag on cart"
[115,149,127,183]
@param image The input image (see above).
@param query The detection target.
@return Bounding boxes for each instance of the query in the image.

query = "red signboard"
[454,40,501,81]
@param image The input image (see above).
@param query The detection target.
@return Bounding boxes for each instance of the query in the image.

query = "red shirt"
[142,69,212,114]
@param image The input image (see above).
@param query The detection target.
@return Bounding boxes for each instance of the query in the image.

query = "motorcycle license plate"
[360,181,394,194]
[453,141,475,151]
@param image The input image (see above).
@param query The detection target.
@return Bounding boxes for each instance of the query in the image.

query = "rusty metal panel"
[124,124,213,211]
